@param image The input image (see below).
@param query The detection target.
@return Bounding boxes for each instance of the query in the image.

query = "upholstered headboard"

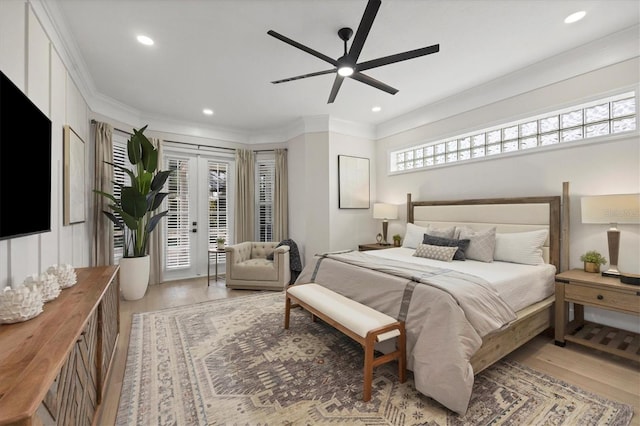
[407,195,562,270]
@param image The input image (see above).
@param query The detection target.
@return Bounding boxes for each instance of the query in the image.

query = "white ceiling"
[45,0,640,137]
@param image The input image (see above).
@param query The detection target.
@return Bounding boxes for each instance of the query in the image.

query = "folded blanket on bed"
[296,250,517,415]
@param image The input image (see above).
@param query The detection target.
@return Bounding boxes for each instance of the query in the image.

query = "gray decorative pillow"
[422,234,470,261]
[427,226,456,239]
[456,226,496,263]
[413,243,458,262]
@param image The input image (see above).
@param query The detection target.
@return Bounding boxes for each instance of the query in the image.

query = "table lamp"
[373,203,398,245]
[581,193,640,277]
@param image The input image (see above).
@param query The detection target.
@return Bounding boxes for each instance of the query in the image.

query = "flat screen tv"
[0,70,52,240]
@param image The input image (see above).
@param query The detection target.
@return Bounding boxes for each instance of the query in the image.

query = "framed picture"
[338,155,370,209]
[63,125,86,225]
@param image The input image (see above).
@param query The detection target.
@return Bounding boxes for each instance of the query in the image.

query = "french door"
[162,148,234,281]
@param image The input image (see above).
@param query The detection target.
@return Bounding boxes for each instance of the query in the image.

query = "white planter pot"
[119,255,150,300]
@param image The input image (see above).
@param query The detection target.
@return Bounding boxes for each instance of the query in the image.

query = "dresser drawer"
[565,283,640,314]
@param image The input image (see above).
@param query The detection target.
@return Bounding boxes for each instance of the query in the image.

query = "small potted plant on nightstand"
[392,234,402,247]
[217,237,225,250]
[580,250,607,273]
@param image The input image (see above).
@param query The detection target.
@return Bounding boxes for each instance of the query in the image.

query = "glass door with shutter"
[162,150,233,281]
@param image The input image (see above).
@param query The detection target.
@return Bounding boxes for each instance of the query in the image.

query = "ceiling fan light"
[564,11,586,24]
[338,66,354,77]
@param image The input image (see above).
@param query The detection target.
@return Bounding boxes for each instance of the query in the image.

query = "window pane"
[503,126,518,140]
[472,147,485,158]
[585,122,609,138]
[520,136,537,149]
[561,110,583,128]
[503,140,518,152]
[425,146,434,156]
[487,130,501,144]
[540,116,559,132]
[406,161,414,169]
[470,134,484,148]
[612,98,635,117]
[415,148,423,158]
[425,157,434,166]
[520,121,537,137]
[561,128,583,142]
[397,162,405,171]
[487,143,501,155]
[459,137,471,149]
[447,140,457,151]
[459,150,471,160]
[447,152,458,162]
[166,158,191,269]
[585,103,609,123]
[435,143,446,155]
[540,133,559,145]
[435,154,445,164]
[406,151,414,160]
[397,152,405,162]
[612,117,636,133]
[415,158,423,168]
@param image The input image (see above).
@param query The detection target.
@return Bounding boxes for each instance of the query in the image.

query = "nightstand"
[554,269,640,362]
[358,243,393,251]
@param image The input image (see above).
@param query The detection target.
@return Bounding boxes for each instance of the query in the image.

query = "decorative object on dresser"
[554,268,639,362]
[581,193,640,277]
[372,202,398,245]
[116,292,633,425]
[93,125,172,300]
[579,250,607,273]
[46,264,77,289]
[0,284,43,324]
[23,272,61,302]
[0,266,119,426]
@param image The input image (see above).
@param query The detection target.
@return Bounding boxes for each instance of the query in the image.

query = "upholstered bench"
[284,283,406,401]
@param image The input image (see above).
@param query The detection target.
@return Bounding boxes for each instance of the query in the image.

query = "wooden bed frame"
[406,192,564,374]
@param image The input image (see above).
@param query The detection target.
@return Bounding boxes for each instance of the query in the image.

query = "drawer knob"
[597,294,604,300]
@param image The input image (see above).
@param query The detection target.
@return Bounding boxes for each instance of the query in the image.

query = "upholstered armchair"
[225,241,290,291]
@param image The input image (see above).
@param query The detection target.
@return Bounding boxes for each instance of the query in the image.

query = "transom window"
[390,92,637,173]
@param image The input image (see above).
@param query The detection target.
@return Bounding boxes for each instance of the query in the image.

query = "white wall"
[329,132,377,252]
[0,1,91,288]
[376,59,640,332]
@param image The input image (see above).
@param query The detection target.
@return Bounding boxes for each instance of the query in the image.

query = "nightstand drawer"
[564,283,640,314]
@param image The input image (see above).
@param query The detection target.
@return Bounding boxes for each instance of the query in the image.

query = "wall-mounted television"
[0,70,52,240]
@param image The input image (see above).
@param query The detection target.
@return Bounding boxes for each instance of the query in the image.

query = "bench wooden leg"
[363,334,376,402]
[398,322,406,383]
[284,294,291,329]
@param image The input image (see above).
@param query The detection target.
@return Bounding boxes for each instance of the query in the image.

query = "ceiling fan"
[267,0,440,104]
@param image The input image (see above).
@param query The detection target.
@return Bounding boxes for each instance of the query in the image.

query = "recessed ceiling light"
[371,106,381,112]
[203,108,214,116]
[564,11,586,24]
[136,35,154,46]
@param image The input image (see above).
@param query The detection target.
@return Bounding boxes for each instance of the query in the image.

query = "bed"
[295,193,563,414]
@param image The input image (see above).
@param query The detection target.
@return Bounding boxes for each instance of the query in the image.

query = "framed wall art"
[338,155,370,209]
[63,125,86,225]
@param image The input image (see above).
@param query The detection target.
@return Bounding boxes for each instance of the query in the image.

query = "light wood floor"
[97,277,640,425]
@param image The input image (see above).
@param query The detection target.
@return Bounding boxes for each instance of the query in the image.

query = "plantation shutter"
[112,135,128,263]
[166,157,191,269]
[256,160,275,242]
[208,160,228,247]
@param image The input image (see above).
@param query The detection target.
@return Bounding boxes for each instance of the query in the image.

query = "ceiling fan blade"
[348,0,381,62]
[351,72,398,95]
[357,44,440,72]
[267,30,338,67]
[327,75,345,104]
[271,69,335,84]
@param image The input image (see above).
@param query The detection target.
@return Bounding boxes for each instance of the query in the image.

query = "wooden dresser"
[0,266,119,426]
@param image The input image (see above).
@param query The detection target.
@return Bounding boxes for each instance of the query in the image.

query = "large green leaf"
[151,170,172,191]
[120,187,147,219]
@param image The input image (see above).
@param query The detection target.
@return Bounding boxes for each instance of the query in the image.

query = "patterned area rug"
[116,292,633,425]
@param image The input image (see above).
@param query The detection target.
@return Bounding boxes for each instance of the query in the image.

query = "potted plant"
[580,250,607,273]
[392,234,402,247]
[217,237,225,250]
[94,125,172,300]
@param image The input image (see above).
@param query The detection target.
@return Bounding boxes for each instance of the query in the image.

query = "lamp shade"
[373,203,398,220]
[581,194,640,224]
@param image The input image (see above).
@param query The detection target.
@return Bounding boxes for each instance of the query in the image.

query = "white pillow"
[413,243,458,262]
[494,229,548,265]
[402,223,429,249]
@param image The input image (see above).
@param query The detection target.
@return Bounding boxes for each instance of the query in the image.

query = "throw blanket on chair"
[268,239,302,284]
